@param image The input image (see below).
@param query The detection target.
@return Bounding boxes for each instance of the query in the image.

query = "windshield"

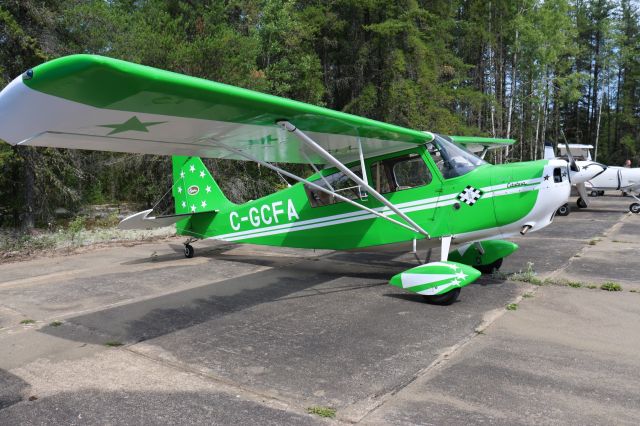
[426,134,486,179]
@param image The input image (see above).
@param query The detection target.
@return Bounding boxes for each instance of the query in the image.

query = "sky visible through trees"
[0,0,639,228]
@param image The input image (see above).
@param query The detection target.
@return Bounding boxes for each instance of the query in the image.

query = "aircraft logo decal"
[98,116,166,135]
[458,185,483,206]
[187,185,199,195]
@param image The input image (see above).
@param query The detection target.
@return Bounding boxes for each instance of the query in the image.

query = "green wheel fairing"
[448,240,519,267]
[389,261,481,295]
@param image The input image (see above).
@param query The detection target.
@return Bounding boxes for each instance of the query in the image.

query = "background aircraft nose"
[570,162,607,184]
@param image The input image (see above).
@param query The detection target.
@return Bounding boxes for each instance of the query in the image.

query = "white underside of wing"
[0,77,416,164]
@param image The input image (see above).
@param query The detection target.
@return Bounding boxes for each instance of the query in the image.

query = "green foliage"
[601,282,622,291]
[67,216,87,236]
[506,303,518,311]
[306,406,336,418]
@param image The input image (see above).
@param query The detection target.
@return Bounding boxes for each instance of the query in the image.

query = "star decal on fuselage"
[98,116,165,135]
[543,174,550,181]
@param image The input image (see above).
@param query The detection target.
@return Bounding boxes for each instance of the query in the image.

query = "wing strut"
[209,139,421,234]
[277,121,430,238]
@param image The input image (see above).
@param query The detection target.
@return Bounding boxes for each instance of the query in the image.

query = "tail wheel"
[184,244,195,258]
[422,288,461,306]
[556,203,570,216]
[590,190,598,197]
[477,258,503,274]
[577,197,588,209]
[630,203,640,214]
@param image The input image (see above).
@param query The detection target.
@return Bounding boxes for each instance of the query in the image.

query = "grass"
[306,406,336,418]
[600,282,622,292]
[1,218,175,261]
[506,303,518,311]
[522,293,534,298]
[567,281,583,288]
[509,262,544,285]
[49,320,63,327]
[588,238,600,246]
[104,340,124,347]
[19,319,35,325]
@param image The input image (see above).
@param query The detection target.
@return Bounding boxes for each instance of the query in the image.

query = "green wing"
[0,55,432,164]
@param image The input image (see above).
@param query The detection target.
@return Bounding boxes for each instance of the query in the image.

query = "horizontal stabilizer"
[118,209,201,230]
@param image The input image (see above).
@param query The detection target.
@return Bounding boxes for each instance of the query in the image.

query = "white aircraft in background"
[545,142,640,214]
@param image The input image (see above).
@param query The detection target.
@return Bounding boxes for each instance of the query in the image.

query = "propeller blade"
[561,131,579,172]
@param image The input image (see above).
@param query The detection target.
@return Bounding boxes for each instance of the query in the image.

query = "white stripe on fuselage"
[210,179,543,242]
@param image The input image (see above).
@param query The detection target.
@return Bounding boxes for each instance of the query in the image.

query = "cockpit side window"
[305,166,364,207]
[370,153,432,194]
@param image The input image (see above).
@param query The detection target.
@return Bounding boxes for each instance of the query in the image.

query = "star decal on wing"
[181,201,186,208]
[205,186,211,193]
[180,170,185,179]
[189,165,195,173]
[98,116,165,135]
[455,271,468,280]
[177,187,182,193]
[199,170,205,178]
[191,205,196,212]
[201,201,207,208]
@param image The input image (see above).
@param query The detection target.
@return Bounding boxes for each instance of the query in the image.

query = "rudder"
[172,156,234,215]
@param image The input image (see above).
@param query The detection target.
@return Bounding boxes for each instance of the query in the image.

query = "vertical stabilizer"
[544,142,556,160]
[172,156,234,215]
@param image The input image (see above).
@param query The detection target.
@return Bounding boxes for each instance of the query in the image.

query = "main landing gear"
[576,197,588,209]
[629,195,640,214]
[476,258,503,274]
[422,288,461,306]
[556,203,570,216]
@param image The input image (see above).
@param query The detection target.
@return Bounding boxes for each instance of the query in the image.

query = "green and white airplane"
[0,55,593,305]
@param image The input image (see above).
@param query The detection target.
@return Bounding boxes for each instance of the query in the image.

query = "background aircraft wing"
[0,55,431,165]
[448,136,516,154]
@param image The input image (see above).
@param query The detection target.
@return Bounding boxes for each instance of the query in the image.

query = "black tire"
[477,258,503,274]
[630,203,640,214]
[590,190,598,197]
[598,191,605,196]
[422,288,461,306]
[577,197,588,209]
[556,203,570,216]
[184,244,194,258]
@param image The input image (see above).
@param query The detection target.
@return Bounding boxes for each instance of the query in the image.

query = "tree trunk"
[19,147,36,231]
